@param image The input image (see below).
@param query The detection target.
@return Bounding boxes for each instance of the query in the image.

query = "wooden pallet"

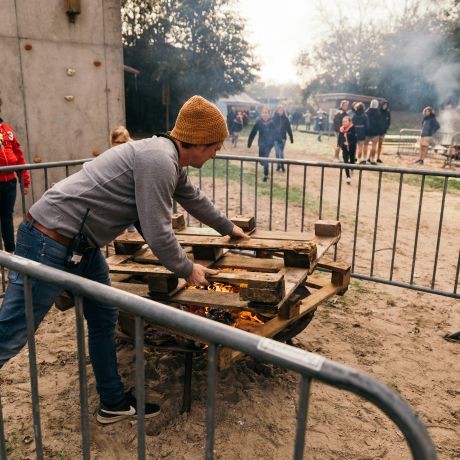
[110,218,349,368]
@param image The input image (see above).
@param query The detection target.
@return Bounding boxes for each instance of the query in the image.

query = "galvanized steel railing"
[0,252,437,459]
[191,155,460,299]
[0,155,459,299]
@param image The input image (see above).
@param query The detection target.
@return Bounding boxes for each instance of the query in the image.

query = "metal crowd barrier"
[0,156,459,299]
[396,129,421,157]
[0,252,437,459]
[190,155,460,299]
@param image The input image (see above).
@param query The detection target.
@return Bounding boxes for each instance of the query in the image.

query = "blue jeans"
[0,221,124,405]
[0,178,17,252]
[258,144,273,177]
[274,139,286,170]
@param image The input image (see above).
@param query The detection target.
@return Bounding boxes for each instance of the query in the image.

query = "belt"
[24,212,72,247]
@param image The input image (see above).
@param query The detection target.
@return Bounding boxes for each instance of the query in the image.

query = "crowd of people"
[226,99,442,185]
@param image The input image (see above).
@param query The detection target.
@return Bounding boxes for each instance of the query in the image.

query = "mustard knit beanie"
[171,95,229,145]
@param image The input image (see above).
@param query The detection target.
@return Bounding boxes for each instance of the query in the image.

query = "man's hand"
[229,224,250,240]
[186,264,219,287]
[23,187,29,195]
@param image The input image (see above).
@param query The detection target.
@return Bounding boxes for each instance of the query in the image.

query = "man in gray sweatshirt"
[0,95,247,424]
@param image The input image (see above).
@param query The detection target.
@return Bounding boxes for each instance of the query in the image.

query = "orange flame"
[185,273,265,328]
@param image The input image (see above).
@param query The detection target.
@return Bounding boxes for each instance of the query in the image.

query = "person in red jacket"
[0,119,30,252]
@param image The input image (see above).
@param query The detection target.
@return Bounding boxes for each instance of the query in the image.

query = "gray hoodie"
[29,136,234,277]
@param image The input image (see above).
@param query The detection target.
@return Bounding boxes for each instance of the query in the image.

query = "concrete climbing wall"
[0,0,125,201]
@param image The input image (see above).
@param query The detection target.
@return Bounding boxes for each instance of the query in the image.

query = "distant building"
[316,93,387,111]
[215,93,263,114]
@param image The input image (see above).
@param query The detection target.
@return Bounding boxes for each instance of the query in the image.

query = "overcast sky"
[238,0,442,85]
[239,0,318,84]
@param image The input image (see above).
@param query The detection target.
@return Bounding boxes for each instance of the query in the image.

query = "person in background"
[416,107,440,165]
[364,99,382,165]
[291,110,303,131]
[316,110,327,142]
[333,100,350,162]
[272,105,294,173]
[231,111,244,147]
[247,106,276,182]
[110,126,132,146]
[377,101,391,163]
[0,118,30,253]
[351,102,367,164]
[338,116,357,184]
[226,106,236,140]
[110,126,136,232]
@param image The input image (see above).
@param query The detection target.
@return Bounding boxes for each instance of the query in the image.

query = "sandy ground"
[1,132,459,459]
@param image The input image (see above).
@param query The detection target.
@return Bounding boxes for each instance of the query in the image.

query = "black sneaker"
[415,159,424,165]
[262,175,268,182]
[377,159,383,163]
[97,392,161,425]
[359,160,367,164]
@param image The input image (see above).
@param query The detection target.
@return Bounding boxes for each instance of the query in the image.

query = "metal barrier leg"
[24,275,44,460]
[205,344,218,460]
[445,330,460,341]
[0,393,6,459]
[181,352,193,414]
[293,375,312,460]
[75,295,90,460]
[135,316,146,460]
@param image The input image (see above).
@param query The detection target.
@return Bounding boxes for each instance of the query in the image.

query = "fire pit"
[110,215,350,370]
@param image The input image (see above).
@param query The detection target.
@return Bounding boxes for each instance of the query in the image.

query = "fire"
[233,311,264,328]
[185,277,265,329]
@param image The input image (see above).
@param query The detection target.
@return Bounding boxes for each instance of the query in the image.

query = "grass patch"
[383,172,460,193]
[189,159,319,212]
[351,279,370,294]
[6,431,19,455]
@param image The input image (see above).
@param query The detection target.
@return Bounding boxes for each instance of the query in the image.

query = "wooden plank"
[109,263,283,289]
[219,282,342,368]
[148,279,188,300]
[114,232,146,244]
[305,275,329,290]
[115,229,318,253]
[175,227,221,236]
[284,250,317,268]
[317,258,350,273]
[172,213,186,230]
[110,273,133,282]
[111,282,150,297]
[106,254,132,265]
[192,246,224,261]
[240,286,284,304]
[307,235,341,274]
[209,271,283,289]
[214,254,283,272]
[230,215,255,231]
[170,289,249,310]
[148,277,179,294]
[133,248,161,264]
[251,230,315,241]
[109,263,175,277]
[315,220,341,237]
[174,234,316,254]
[133,247,194,265]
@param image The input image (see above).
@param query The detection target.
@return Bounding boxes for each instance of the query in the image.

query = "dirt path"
[1,132,459,459]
